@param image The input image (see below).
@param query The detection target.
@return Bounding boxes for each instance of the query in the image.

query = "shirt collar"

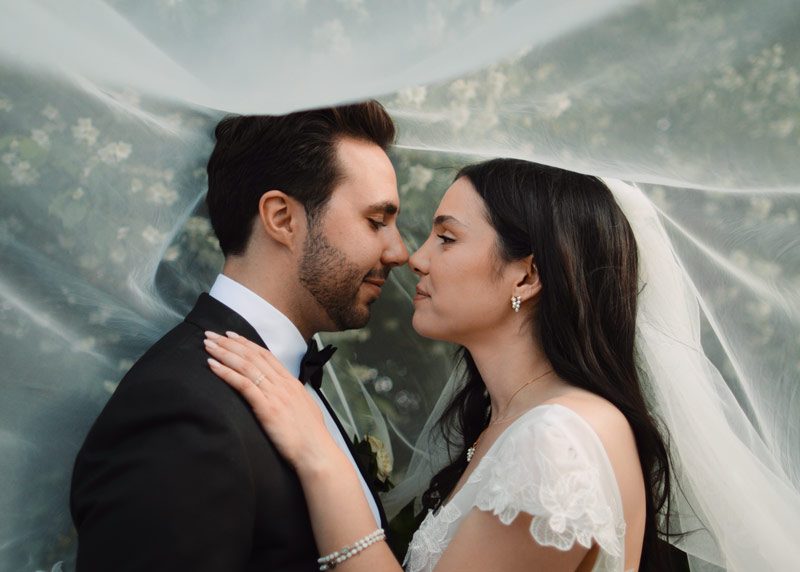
[208,274,307,378]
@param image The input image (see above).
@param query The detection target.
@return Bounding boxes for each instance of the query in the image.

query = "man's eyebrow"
[366,201,399,215]
[433,214,463,227]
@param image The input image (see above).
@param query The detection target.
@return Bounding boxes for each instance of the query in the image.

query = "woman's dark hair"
[206,100,395,256]
[421,159,673,570]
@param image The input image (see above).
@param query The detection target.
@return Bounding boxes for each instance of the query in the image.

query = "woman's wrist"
[294,438,352,483]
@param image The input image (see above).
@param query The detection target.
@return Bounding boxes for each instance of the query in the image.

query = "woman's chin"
[411,314,452,344]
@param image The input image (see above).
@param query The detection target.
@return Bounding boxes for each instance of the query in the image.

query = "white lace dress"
[403,404,627,572]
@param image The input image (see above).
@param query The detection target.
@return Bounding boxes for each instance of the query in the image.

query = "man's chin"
[327,304,371,331]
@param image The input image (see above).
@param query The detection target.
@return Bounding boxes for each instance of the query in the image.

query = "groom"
[70,101,408,571]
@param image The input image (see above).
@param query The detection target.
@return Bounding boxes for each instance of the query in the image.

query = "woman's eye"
[437,234,454,244]
[369,219,386,229]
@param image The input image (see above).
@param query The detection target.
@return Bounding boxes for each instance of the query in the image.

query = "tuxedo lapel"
[188,293,388,529]
[312,385,389,530]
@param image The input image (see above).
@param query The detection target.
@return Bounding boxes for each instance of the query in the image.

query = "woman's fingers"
[203,337,269,384]
[207,356,270,411]
[222,331,294,379]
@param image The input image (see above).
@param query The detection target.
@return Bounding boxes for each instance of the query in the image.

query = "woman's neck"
[466,327,555,420]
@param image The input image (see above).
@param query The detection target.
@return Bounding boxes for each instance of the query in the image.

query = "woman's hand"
[203,330,340,474]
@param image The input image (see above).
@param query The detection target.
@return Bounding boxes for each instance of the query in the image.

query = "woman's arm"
[204,331,403,572]
[204,331,597,572]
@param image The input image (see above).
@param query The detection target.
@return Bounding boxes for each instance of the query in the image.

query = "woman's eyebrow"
[433,214,464,227]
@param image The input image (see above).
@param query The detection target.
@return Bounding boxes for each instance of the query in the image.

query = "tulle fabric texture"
[0,1,798,571]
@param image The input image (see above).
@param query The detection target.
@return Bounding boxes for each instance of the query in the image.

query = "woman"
[203,159,672,571]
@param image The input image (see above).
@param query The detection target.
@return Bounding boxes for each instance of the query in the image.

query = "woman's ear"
[511,254,542,303]
[256,190,306,250]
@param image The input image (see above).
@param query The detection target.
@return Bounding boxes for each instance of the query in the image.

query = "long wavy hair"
[420,159,674,570]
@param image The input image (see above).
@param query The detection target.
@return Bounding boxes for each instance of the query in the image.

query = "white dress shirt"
[209,274,381,527]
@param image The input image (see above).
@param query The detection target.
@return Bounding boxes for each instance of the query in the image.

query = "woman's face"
[410,177,519,346]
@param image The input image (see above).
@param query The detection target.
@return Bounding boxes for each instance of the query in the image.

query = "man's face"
[298,137,408,331]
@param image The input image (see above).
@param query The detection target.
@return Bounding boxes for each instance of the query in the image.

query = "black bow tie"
[298,339,337,390]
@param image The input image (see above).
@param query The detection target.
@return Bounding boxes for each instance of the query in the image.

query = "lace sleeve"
[469,405,625,559]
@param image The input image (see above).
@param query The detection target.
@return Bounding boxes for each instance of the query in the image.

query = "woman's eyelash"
[369,219,386,229]
[437,234,454,244]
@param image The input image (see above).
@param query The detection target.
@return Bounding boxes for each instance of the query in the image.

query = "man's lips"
[362,278,386,295]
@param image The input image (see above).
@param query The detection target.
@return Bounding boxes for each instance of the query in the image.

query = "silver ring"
[254,373,265,386]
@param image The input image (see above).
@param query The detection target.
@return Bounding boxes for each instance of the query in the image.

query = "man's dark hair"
[206,100,396,256]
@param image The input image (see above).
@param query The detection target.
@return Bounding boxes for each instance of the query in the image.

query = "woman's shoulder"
[537,389,637,457]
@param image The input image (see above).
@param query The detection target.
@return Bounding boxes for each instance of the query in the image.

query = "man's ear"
[256,190,307,249]
[511,254,542,303]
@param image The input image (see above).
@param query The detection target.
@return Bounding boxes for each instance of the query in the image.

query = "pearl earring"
[511,295,521,312]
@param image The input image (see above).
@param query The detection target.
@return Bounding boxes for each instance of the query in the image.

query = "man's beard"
[298,225,386,330]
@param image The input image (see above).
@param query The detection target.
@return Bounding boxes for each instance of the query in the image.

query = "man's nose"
[383,228,409,268]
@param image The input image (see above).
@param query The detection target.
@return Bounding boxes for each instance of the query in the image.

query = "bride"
[203,158,673,571]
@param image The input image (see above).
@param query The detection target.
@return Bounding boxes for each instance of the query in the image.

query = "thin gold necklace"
[466,368,554,463]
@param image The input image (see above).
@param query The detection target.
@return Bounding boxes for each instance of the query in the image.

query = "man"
[70,101,408,571]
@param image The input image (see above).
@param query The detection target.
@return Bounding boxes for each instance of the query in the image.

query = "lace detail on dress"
[470,406,624,557]
[404,503,462,572]
[402,405,626,572]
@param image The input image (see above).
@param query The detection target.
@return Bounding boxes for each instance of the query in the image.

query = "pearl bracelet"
[318,528,385,571]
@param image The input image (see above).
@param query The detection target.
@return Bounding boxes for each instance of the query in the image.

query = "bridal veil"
[0,1,798,571]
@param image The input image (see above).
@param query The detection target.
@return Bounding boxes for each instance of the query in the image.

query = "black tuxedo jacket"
[71,294,386,571]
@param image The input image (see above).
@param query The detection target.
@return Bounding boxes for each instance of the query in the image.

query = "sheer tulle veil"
[1,1,798,571]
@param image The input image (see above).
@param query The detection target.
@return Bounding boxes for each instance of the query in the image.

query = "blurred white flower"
[130,178,143,193]
[479,0,495,15]
[75,336,96,352]
[656,118,671,131]
[79,254,100,269]
[141,225,166,244]
[72,118,99,145]
[401,165,434,193]
[31,128,50,148]
[313,20,351,56]
[534,63,555,82]
[395,86,427,109]
[110,247,127,263]
[98,141,133,163]
[1,152,15,165]
[769,118,795,138]
[748,197,772,219]
[10,161,38,185]
[338,0,367,19]
[103,380,118,393]
[542,92,572,119]
[42,104,60,120]
[110,87,141,107]
[184,216,211,234]
[374,376,393,393]
[72,188,86,200]
[449,79,479,101]
[163,113,183,131]
[146,181,179,205]
[0,94,12,111]
[163,245,180,261]
[117,226,130,240]
[487,70,507,98]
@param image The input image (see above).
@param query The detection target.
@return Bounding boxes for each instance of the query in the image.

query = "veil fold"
[1,1,798,570]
